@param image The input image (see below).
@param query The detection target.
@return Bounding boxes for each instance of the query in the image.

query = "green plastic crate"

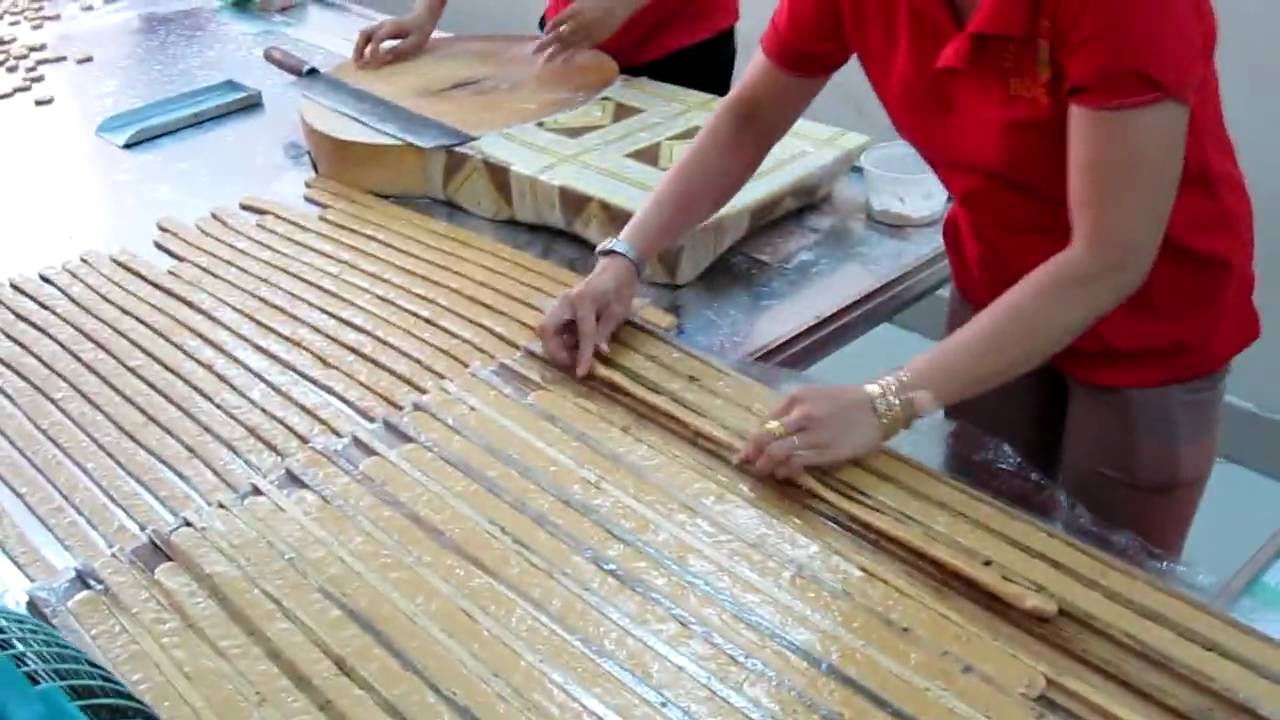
[0,656,86,720]
[0,610,156,720]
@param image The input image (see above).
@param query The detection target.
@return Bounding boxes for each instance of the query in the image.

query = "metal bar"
[753,254,950,371]
[1215,527,1280,610]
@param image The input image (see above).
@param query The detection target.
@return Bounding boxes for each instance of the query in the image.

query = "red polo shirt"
[763,0,1259,388]
[545,0,738,69]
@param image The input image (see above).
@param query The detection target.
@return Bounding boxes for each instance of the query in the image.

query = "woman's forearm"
[906,100,1188,412]
[906,246,1147,409]
[619,56,828,261]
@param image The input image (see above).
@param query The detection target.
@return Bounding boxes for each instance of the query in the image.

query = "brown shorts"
[943,295,1227,558]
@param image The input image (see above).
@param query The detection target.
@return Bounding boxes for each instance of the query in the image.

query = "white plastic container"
[861,140,948,227]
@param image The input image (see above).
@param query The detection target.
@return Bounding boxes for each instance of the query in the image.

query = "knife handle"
[263,46,316,77]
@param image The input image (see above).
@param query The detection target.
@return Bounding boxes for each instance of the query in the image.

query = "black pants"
[624,28,737,96]
[538,21,737,96]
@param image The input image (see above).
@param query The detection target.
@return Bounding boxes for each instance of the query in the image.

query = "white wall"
[1215,0,1279,415]
[367,0,1276,413]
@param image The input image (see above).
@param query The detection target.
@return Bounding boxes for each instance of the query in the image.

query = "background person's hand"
[737,385,883,480]
[538,255,638,378]
[532,0,640,63]
[353,10,437,69]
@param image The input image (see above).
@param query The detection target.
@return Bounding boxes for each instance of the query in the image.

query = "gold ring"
[763,419,787,441]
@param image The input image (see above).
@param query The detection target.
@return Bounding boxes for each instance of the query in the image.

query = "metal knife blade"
[264,46,475,150]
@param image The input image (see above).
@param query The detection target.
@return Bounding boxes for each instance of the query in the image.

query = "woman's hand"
[538,255,638,378]
[737,385,884,480]
[353,6,440,69]
[533,0,641,62]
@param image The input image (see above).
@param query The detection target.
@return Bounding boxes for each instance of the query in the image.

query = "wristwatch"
[595,236,645,274]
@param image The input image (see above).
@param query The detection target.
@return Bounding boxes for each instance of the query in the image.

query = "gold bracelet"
[862,380,898,440]
[886,369,919,429]
[862,369,917,441]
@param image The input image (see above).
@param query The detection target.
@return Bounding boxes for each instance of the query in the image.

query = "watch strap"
[596,237,644,272]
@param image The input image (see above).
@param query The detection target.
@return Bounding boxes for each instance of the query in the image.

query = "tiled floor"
[1185,462,1280,590]
[807,324,1280,600]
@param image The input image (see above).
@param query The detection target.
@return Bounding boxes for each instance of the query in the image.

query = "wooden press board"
[301,36,871,285]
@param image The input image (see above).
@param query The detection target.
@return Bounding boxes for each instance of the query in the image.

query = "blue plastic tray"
[95,79,263,148]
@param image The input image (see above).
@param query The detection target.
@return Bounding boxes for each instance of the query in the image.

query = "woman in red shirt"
[353,0,740,96]
[539,0,1260,557]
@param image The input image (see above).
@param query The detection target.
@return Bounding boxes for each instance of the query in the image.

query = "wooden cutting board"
[301,35,619,196]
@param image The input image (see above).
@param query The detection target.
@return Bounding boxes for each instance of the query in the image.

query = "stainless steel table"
[0,0,1273,641]
[0,0,947,371]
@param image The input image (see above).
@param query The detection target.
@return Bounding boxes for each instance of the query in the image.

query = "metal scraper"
[263,45,475,149]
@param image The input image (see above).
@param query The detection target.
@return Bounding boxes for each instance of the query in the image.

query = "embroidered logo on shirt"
[1006,18,1053,103]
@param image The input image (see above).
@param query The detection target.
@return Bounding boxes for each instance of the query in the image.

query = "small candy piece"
[38,52,64,64]
[22,71,41,82]
[0,87,12,99]
[4,60,16,73]
[0,34,13,45]
[12,81,29,91]
[73,52,92,64]
[9,46,25,58]
[28,19,39,28]
[22,60,35,71]
[33,93,51,105]
[25,41,45,51]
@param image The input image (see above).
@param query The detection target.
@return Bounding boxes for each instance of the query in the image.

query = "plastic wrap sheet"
[0,477,79,610]
[378,366,1052,719]
[727,358,1223,601]
[10,355,1269,719]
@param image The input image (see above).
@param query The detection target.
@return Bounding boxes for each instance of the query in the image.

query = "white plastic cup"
[861,140,948,227]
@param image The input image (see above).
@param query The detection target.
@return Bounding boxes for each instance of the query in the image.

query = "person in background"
[353,0,740,97]
[537,0,1259,559]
